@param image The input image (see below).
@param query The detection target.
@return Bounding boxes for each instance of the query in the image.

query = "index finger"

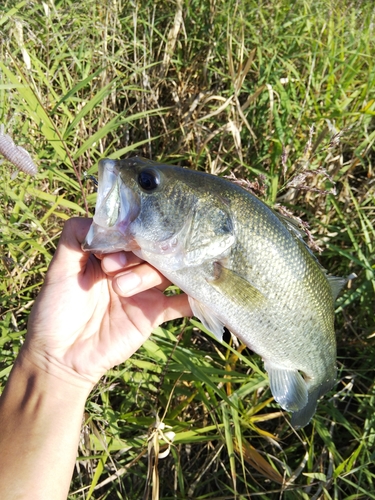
[100,252,144,274]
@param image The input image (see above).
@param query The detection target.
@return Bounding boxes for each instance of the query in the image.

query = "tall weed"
[0,0,374,498]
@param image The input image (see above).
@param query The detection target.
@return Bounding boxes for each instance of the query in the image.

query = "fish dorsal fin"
[264,361,308,413]
[207,263,266,311]
[275,212,355,302]
[188,296,226,341]
[327,273,356,301]
[274,212,328,272]
[274,212,307,240]
[328,275,347,301]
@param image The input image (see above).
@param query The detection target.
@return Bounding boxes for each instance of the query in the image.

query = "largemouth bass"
[83,157,346,427]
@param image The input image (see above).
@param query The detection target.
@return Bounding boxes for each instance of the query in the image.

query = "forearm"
[0,350,92,500]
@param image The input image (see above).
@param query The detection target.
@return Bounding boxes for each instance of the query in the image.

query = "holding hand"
[25,217,192,387]
[0,217,191,500]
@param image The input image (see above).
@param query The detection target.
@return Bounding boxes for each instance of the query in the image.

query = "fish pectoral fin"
[188,296,226,342]
[207,263,266,310]
[183,202,235,266]
[264,361,308,413]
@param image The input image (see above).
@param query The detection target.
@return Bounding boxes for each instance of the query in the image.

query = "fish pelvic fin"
[264,361,308,413]
[188,296,226,342]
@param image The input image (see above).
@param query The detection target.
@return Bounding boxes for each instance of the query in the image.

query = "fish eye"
[137,168,160,191]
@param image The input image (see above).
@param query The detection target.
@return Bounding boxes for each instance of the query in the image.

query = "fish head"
[83,158,139,253]
[82,157,196,256]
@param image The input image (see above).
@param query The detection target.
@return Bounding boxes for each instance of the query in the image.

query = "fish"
[82,156,347,428]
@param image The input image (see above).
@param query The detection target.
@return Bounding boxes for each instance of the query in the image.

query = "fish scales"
[83,157,343,427]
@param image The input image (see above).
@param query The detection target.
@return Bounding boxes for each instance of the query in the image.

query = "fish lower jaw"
[82,222,135,253]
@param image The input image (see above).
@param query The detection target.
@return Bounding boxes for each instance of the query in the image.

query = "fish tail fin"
[291,377,336,428]
[290,388,320,428]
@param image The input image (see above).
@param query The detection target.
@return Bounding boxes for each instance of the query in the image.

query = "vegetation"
[1,0,374,498]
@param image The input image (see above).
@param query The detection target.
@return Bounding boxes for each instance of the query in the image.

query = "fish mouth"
[82,158,139,253]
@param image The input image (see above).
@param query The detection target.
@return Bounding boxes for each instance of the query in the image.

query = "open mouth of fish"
[82,159,139,253]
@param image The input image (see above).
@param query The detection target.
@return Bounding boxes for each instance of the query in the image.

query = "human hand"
[24,217,191,389]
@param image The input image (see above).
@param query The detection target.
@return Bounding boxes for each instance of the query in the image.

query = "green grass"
[1,0,375,498]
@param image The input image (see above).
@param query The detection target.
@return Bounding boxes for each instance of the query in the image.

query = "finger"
[48,218,93,275]
[119,288,192,331]
[101,252,144,274]
[162,293,193,323]
[112,263,172,297]
[61,217,92,247]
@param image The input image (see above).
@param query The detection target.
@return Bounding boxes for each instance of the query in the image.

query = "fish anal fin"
[264,361,308,413]
[207,262,266,311]
[188,296,225,342]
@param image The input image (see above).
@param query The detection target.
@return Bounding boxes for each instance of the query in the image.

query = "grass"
[1,0,375,498]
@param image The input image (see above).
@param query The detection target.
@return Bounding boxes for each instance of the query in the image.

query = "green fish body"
[83,157,344,427]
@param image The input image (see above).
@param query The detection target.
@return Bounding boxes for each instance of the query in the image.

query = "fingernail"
[116,271,141,295]
[118,252,128,267]
[103,252,127,273]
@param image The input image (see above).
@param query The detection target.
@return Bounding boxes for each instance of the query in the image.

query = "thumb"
[48,218,93,278]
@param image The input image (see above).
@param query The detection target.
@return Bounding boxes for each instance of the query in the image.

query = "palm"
[25,218,190,386]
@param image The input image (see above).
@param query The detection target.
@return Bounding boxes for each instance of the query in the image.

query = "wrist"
[17,346,95,399]
[0,346,91,500]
